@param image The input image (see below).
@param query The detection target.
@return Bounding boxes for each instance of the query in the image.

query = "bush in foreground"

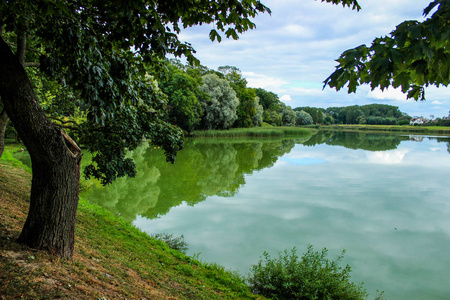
[248,245,371,300]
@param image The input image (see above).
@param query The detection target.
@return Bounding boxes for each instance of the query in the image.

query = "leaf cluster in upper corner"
[324,0,449,100]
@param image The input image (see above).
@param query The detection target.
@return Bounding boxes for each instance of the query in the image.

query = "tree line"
[294,104,411,126]
[151,60,300,132]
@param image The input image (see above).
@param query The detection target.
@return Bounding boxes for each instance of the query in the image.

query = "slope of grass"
[0,144,266,300]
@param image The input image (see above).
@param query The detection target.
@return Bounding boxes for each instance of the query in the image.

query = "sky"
[178,0,449,118]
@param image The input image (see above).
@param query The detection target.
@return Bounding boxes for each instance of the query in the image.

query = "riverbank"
[192,126,314,138]
[0,143,266,299]
[311,124,450,135]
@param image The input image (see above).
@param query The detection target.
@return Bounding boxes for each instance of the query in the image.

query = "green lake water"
[82,131,450,299]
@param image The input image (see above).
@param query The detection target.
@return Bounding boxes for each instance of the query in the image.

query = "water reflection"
[82,138,298,221]
[303,130,410,151]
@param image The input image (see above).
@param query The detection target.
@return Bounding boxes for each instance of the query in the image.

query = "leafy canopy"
[324,0,450,100]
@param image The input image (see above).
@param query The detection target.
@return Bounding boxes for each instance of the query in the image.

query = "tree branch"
[24,62,40,67]
[49,116,82,131]
[16,34,26,65]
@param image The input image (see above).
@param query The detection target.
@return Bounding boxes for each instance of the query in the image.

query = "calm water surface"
[82,131,450,299]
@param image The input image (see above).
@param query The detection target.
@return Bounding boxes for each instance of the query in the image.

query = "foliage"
[248,246,369,300]
[199,74,240,130]
[158,63,205,132]
[252,98,264,127]
[296,110,314,125]
[255,88,282,125]
[152,233,189,253]
[279,103,297,127]
[295,107,325,124]
[366,116,398,125]
[255,88,281,111]
[217,66,262,128]
[324,0,450,100]
[234,88,261,128]
[319,104,407,125]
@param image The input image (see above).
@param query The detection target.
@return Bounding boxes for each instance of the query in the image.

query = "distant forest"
[294,104,408,126]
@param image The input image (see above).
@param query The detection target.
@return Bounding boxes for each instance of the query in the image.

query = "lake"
[82,131,450,299]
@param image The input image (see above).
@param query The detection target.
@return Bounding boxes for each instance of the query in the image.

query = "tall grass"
[192,127,313,138]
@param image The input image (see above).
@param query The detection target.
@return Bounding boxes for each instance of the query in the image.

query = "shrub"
[152,233,189,253]
[248,245,369,300]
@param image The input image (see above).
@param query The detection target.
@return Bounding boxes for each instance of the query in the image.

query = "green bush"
[248,245,369,300]
[151,233,189,253]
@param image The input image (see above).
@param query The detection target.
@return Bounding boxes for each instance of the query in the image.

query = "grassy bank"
[192,126,313,138]
[316,124,450,135]
[0,143,266,299]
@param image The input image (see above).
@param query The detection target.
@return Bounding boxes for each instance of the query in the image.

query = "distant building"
[410,117,426,125]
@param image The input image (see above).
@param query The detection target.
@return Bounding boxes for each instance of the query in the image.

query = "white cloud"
[366,150,410,165]
[280,24,315,38]
[243,71,289,91]
[280,95,292,101]
[368,87,408,101]
[432,101,443,105]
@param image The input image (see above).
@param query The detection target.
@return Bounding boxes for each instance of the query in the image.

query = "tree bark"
[0,107,8,158]
[0,34,26,158]
[0,36,82,258]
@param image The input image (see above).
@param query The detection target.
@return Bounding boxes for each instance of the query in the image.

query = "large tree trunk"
[0,34,27,158]
[0,36,82,258]
[0,107,9,158]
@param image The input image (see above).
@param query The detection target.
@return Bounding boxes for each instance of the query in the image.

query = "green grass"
[1,140,31,173]
[192,126,313,138]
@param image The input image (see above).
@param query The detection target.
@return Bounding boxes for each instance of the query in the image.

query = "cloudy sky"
[178,0,449,118]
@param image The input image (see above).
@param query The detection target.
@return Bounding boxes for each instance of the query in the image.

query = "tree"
[296,110,314,125]
[252,97,264,127]
[0,106,8,157]
[0,31,27,157]
[324,0,449,100]
[199,74,240,130]
[296,107,325,124]
[234,87,260,128]
[0,0,271,258]
[279,103,297,127]
[217,65,261,128]
[255,88,282,125]
[158,63,205,132]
